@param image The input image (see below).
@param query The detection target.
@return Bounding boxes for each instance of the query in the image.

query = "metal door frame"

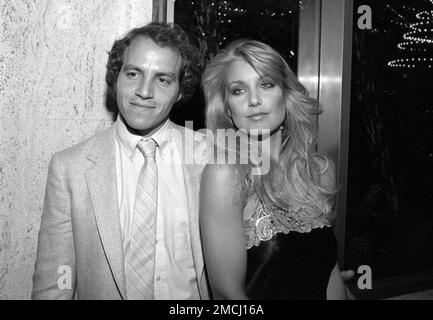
[298,0,353,267]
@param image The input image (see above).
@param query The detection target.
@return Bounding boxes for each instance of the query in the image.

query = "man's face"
[116,37,183,136]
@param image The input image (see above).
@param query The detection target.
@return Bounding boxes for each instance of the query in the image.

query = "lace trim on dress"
[244,203,331,249]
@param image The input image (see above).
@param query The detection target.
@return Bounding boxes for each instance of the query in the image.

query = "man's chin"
[124,119,167,137]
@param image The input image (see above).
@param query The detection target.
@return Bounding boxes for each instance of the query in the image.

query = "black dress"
[244,202,337,300]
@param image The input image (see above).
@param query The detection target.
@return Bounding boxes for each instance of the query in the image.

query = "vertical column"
[298,0,322,102]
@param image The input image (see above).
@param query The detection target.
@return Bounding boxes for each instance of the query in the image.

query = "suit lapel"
[183,163,203,273]
[84,126,126,299]
[172,123,209,299]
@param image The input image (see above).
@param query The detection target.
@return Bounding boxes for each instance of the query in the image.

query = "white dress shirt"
[114,116,200,299]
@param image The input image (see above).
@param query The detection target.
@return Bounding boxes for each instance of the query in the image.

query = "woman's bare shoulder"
[201,163,250,206]
[202,163,249,186]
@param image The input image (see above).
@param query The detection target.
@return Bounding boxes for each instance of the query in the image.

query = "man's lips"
[130,101,157,108]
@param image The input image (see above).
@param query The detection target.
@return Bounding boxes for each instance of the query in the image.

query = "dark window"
[173,0,299,129]
[345,0,433,298]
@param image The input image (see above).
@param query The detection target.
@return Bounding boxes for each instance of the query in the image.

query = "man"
[32,22,209,300]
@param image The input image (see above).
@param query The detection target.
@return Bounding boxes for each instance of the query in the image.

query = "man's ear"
[176,92,183,103]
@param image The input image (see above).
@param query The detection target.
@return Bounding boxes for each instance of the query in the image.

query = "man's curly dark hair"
[105,22,201,112]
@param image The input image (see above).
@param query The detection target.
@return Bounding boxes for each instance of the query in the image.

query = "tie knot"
[137,138,157,158]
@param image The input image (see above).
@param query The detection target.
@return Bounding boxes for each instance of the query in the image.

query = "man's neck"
[119,114,169,138]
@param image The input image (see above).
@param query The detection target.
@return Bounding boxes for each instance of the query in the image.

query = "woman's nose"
[249,90,262,108]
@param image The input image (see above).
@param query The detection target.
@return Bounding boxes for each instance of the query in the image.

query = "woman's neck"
[269,129,282,160]
[254,128,282,161]
[246,127,283,164]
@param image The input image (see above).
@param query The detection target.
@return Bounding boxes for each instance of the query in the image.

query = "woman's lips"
[248,112,268,121]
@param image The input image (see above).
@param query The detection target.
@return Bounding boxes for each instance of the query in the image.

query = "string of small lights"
[187,0,297,48]
[387,1,433,69]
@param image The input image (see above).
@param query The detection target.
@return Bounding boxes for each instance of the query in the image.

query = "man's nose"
[135,78,154,99]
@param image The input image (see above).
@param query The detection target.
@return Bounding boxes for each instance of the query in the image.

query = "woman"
[199,39,347,300]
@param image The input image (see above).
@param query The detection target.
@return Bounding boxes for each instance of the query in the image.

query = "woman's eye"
[261,82,274,89]
[231,88,245,95]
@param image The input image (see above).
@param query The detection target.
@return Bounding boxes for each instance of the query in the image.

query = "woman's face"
[224,59,286,134]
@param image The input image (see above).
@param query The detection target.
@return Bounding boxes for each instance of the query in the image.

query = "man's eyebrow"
[154,72,176,79]
[122,64,141,71]
[121,65,176,79]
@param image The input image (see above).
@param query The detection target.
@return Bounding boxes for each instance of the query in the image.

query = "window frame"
[152,0,168,23]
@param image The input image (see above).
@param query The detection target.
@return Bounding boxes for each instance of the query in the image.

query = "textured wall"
[0,0,153,299]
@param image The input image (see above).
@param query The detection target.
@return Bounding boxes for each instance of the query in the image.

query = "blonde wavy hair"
[202,39,336,219]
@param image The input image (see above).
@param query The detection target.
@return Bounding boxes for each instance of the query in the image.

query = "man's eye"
[126,71,139,79]
[158,77,171,85]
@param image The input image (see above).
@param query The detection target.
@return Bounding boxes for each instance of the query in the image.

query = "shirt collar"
[115,115,172,159]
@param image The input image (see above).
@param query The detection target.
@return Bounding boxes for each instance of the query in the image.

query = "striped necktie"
[125,138,158,300]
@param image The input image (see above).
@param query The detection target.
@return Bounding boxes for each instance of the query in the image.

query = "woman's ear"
[225,104,232,117]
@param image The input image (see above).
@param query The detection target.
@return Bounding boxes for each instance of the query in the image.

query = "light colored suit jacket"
[32,122,210,300]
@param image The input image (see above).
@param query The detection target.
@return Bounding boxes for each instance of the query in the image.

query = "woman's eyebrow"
[227,80,245,86]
